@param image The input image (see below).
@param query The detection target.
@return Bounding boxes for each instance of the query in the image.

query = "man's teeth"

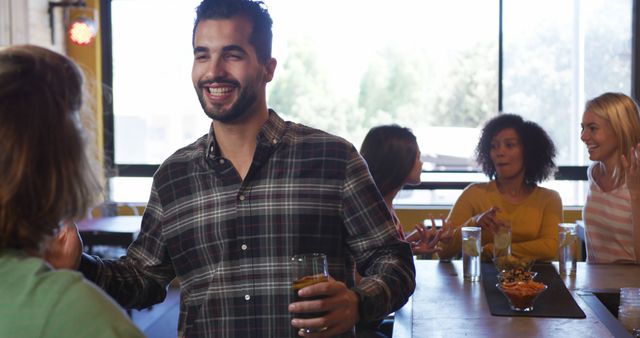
[208,87,232,95]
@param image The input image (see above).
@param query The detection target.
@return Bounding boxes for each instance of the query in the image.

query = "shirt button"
[239,195,245,201]
[272,138,278,144]
[219,159,225,164]
[241,244,247,250]
[244,294,251,301]
[209,146,214,153]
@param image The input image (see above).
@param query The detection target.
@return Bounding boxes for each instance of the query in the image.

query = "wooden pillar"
[65,0,104,176]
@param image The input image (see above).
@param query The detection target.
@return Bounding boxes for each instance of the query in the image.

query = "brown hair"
[360,125,419,197]
[0,45,103,251]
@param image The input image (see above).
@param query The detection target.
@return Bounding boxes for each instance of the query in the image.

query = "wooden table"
[393,260,640,338]
[77,216,142,254]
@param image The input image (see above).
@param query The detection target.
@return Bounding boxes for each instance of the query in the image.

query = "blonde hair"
[0,45,103,251]
[585,92,640,184]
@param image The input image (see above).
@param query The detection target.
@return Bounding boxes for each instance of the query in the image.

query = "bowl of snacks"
[493,255,534,272]
[497,269,538,283]
[496,280,548,311]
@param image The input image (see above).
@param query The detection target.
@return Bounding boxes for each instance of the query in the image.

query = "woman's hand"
[622,143,640,197]
[409,224,442,255]
[438,218,455,243]
[473,207,501,233]
[622,143,640,262]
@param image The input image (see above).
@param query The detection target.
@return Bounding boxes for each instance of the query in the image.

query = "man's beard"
[198,82,258,123]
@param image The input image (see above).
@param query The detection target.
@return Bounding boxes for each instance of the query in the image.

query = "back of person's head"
[585,92,640,161]
[0,45,102,252]
[476,113,556,185]
[360,125,419,197]
[193,0,273,63]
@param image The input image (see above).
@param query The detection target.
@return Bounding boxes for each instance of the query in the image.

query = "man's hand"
[288,277,359,337]
[43,221,84,270]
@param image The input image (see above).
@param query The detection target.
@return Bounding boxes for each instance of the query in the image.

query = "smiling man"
[57,0,416,337]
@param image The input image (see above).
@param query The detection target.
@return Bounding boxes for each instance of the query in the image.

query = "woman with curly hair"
[581,92,640,264]
[438,114,562,261]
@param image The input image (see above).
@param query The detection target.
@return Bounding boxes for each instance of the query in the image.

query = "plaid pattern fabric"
[83,111,415,337]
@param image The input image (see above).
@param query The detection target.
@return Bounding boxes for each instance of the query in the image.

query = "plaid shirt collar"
[205,109,287,164]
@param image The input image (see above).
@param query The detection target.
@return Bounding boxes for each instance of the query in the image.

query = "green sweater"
[439,181,562,261]
[0,250,144,338]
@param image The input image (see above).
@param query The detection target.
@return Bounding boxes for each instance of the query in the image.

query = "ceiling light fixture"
[68,16,97,46]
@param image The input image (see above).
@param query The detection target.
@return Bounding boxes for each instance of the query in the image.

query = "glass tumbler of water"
[493,221,511,259]
[620,287,640,335]
[558,223,577,277]
[461,226,481,281]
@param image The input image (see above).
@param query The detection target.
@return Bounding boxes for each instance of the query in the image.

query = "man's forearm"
[77,253,167,309]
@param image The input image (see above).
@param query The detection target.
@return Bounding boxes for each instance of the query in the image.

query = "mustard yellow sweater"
[439,181,562,261]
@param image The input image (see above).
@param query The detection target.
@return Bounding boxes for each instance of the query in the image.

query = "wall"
[65,0,104,168]
[0,0,64,51]
[1,0,105,205]
[0,0,28,46]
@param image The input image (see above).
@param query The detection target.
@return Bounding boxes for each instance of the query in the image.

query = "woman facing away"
[581,92,640,264]
[0,45,144,337]
[360,125,451,256]
[439,114,562,262]
[357,125,451,338]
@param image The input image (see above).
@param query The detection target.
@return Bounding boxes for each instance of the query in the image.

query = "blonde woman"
[0,45,144,337]
[581,92,640,264]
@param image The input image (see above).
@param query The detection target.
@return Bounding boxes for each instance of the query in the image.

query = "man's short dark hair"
[193,0,273,63]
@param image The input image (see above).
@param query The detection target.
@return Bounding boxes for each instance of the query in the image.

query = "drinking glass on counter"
[619,287,640,335]
[558,223,577,277]
[290,253,329,333]
[461,226,481,281]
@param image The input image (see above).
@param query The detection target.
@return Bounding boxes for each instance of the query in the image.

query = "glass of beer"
[290,253,329,333]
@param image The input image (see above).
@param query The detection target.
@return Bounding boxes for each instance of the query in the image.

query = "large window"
[105,0,636,205]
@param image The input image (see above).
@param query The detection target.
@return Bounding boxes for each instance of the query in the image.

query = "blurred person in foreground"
[0,45,144,337]
[48,0,415,337]
[438,114,562,262]
[581,92,640,264]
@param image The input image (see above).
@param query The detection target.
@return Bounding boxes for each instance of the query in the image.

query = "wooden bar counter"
[393,260,640,338]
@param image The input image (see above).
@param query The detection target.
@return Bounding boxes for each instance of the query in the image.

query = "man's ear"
[263,57,277,83]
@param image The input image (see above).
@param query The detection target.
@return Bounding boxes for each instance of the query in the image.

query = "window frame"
[99,0,640,186]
